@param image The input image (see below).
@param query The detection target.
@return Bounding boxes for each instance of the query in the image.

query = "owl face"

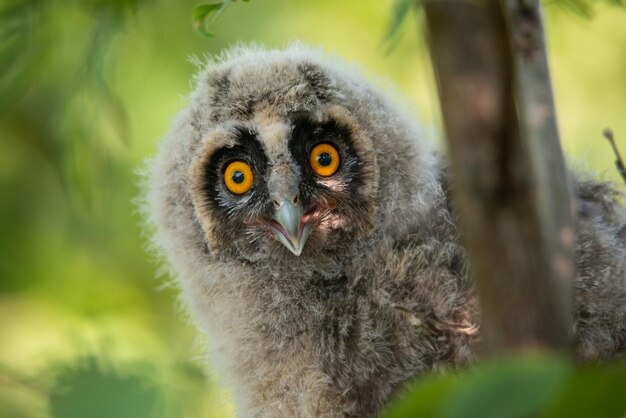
[150,46,438,276]
[190,104,378,262]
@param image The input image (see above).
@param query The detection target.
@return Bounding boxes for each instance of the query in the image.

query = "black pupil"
[232,171,245,184]
[317,152,332,167]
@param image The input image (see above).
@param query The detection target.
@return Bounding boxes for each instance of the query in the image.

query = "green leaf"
[50,357,164,418]
[383,0,412,44]
[551,0,626,18]
[383,373,459,418]
[382,0,424,55]
[192,0,252,38]
[543,362,626,418]
[559,0,593,18]
[383,355,572,418]
[384,356,626,418]
[193,1,229,37]
[441,356,570,418]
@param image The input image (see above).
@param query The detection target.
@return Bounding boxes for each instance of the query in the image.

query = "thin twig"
[603,128,626,186]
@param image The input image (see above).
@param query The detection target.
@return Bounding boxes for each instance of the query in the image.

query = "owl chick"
[146,45,626,417]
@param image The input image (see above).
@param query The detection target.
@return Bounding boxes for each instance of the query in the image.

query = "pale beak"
[268,199,313,256]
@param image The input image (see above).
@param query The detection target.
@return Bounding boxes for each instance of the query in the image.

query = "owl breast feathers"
[146,45,626,417]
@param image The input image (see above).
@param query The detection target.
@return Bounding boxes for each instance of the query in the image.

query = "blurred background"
[1,1,625,417]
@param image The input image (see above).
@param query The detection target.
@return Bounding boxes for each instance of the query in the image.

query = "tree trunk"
[422,0,574,353]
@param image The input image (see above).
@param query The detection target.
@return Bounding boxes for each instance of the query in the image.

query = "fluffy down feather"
[145,45,626,417]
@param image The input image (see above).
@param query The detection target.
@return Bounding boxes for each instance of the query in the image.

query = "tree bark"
[422,0,574,353]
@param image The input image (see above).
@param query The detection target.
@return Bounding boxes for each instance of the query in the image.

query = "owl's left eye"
[310,143,340,177]
[224,161,254,195]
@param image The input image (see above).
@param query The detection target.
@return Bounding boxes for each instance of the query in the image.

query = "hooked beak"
[268,200,313,256]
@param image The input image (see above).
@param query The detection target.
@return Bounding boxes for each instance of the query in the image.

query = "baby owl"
[146,45,626,417]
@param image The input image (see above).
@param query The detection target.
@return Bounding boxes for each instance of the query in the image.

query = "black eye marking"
[203,126,269,209]
[288,115,365,207]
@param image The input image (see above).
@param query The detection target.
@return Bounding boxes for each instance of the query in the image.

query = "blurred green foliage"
[384,0,625,46]
[49,357,163,418]
[1,0,625,417]
[383,355,626,418]
[558,0,624,17]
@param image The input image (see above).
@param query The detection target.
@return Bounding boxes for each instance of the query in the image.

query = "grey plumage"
[145,45,626,417]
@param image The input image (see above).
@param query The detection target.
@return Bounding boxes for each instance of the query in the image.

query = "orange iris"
[309,143,340,177]
[224,161,254,195]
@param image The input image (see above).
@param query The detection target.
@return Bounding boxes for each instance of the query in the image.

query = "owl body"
[147,45,626,417]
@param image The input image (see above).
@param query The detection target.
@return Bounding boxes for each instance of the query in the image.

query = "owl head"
[148,45,438,270]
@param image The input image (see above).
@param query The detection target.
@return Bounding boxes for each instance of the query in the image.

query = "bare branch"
[603,128,626,185]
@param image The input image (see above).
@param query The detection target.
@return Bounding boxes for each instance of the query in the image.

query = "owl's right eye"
[224,161,254,195]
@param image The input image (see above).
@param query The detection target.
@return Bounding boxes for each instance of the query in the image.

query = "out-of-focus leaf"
[557,0,594,17]
[441,357,570,418]
[50,357,164,418]
[383,373,459,418]
[382,0,424,55]
[383,356,626,418]
[0,0,141,213]
[542,362,626,418]
[0,0,48,110]
[384,0,413,43]
[193,1,229,37]
[383,356,572,418]
[550,0,626,17]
